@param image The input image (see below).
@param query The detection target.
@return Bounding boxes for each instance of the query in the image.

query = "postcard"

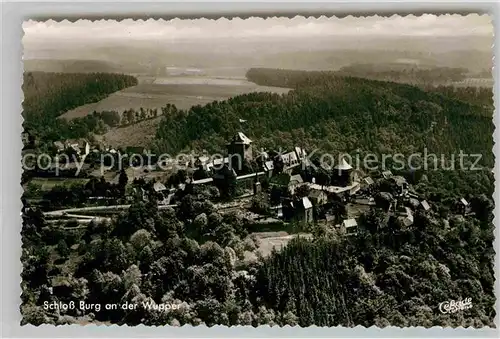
[20,14,495,328]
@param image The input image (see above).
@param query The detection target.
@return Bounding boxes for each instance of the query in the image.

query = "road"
[43,203,177,217]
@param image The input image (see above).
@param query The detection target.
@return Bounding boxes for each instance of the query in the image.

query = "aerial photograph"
[20,15,495,327]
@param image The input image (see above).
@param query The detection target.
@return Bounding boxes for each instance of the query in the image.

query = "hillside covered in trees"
[153,68,493,167]
[22,72,138,148]
[21,179,495,327]
[334,63,469,85]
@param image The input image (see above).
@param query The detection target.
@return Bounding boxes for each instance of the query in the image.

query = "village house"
[53,139,91,156]
[128,187,148,202]
[158,192,175,205]
[280,151,299,169]
[275,147,308,174]
[308,189,329,206]
[409,198,421,209]
[234,172,265,193]
[363,176,375,187]
[67,139,91,156]
[420,200,431,212]
[391,176,409,196]
[325,213,336,224]
[153,181,168,200]
[456,198,471,215]
[22,130,38,148]
[255,150,270,166]
[280,196,313,223]
[375,192,394,212]
[294,197,314,223]
[397,206,414,227]
[53,141,65,153]
[288,174,304,195]
[340,218,358,235]
[194,155,211,171]
[270,204,284,219]
[382,170,393,180]
[306,181,360,202]
[263,160,275,177]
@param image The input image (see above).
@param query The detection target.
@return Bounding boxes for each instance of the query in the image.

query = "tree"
[122,265,142,290]
[126,110,135,124]
[270,185,287,205]
[100,111,121,127]
[250,193,270,215]
[294,184,310,198]
[130,229,152,250]
[57,239,70,258]
[21,305,52,325]
[118,169,128,195]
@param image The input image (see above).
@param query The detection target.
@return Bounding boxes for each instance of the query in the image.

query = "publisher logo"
[439,298,473,314]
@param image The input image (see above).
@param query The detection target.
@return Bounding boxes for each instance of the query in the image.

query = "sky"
[23,14,493,45]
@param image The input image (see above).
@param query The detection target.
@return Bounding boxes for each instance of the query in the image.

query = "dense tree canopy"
[23,71,137,147]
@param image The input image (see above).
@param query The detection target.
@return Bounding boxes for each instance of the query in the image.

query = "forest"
[21,177,495,327]
[22,72,138,149]
[335,63,469,85]
[21,68,495,327]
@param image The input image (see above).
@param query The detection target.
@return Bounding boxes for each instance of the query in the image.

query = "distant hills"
[23,36,492,76]
[23,59,123,74]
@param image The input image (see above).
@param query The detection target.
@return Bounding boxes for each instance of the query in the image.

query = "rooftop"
[334,158,353,170]
[294,147,307,159]
[280,151,298,164]
[307,182,360,195]
[343,219,358,228]
[231,132,252,145]
[364,176,375,185]
[300,197,313,209]
[392,176,407,186]
[289,174,304,185]
[153,182,167,192]
[309,189,327,198]
[382,170,393,179]
[421,200,431,211]
[264,160,274,171]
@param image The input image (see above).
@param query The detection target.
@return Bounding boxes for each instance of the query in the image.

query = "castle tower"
[333,157,353,187]
[227,132,253,171]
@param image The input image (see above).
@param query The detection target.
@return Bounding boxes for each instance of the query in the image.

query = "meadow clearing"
[61,75,291,147]
[61,76,290,120]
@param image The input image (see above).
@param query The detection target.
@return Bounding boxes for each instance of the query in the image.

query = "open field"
[254,232,312,258]
[60,76,291,120]
[96,116,164,148]
[61,75,291,148]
